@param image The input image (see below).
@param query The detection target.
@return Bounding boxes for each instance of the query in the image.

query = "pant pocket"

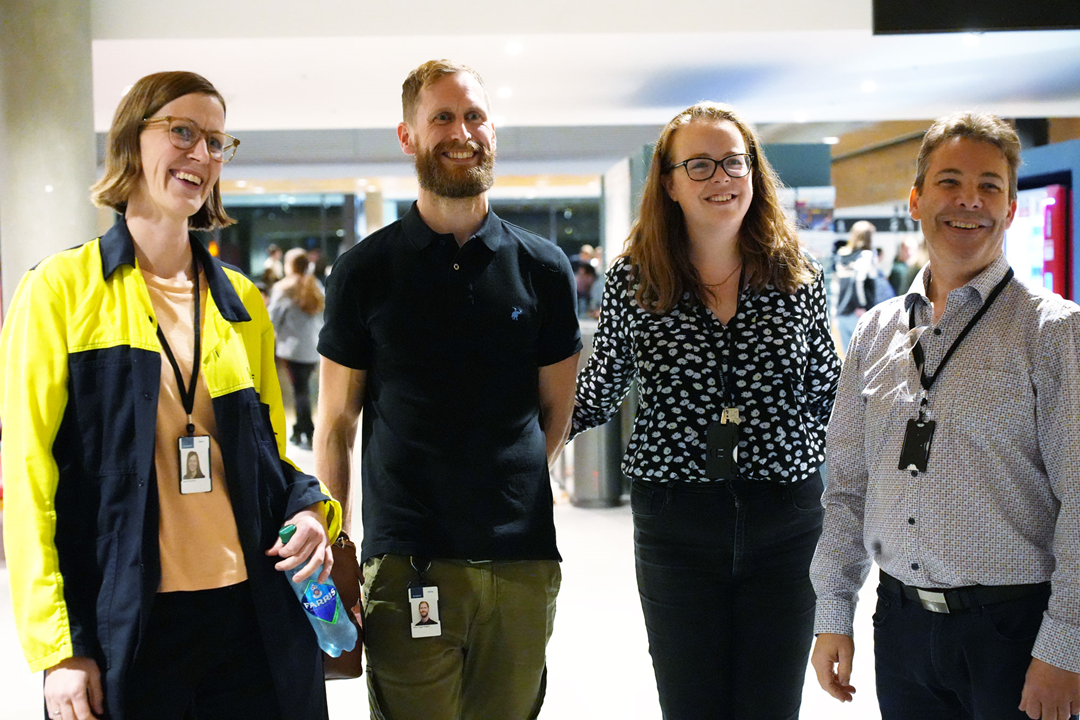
[630,481,667,517]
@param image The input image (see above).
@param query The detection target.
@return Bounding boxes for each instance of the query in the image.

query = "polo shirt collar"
[99,216,251,322]
[904,252,1010,312]
[401,201,503,252]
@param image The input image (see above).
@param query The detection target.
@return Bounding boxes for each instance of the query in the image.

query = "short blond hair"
[401,59,487,123]
[91,71,234,230]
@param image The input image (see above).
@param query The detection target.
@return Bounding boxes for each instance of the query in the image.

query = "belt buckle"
[916,588,950,613]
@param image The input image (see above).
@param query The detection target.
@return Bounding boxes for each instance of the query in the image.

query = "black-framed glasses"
[668,153,752,181]
[141,116,240,163]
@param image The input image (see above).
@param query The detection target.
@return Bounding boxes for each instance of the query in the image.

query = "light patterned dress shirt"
[811,253,1080,672]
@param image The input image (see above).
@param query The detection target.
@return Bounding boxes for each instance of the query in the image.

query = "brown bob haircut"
[90,71,234,230]
[914,111,1021,201]
[401,59,488,124]
[626,102,815,314]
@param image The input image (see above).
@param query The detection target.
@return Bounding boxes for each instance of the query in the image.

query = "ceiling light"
[497,87,513,99]
[253,187,265,194]
[505,40,523,55]
[366,185,379,193]
[236,180,247,188]
[822,136,840,145]
[861,80,877,93]
[44,184,54,193]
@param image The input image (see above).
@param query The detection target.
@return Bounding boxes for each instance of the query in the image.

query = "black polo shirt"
[319,204,581,563]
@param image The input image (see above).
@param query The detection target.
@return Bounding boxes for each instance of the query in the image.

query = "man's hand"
[811,633,857,702]
[1019,657,1080,719]
[266,506,332,583]
[44,656,104,720]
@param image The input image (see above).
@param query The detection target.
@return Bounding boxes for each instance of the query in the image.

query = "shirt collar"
[99,216,251,323]
[400,201,503,253]
[904,253,1010,312]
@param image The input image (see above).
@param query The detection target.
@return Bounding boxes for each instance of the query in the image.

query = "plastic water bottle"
[278,524,358,657]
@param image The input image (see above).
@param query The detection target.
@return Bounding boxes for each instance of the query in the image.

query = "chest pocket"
[200,328,255,398]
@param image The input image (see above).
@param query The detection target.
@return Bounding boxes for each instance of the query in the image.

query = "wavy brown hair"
[276,248,324,315]
[91,71,234,230]
[626,102,814,314]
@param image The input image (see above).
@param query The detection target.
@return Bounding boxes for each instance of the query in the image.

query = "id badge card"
[178,435,212,494]
[706,410,740,480]
[409,585,441,638]
[898,418,936,473]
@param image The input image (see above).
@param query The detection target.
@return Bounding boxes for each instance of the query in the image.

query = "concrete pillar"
[0,1,97,314]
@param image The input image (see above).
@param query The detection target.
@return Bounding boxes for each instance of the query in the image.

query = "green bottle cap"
[278,524,297,544]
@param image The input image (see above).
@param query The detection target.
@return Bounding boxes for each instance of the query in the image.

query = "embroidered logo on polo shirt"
[511,307,524,321]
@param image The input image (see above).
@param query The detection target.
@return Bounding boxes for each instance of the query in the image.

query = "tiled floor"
[0,463,881,719]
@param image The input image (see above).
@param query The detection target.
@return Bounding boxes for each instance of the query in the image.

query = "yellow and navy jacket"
[0,218,341,719]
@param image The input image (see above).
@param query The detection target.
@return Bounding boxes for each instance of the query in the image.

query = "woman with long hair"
[269,247,325,450]
[572,102,841,719]
[0,71,341,720]
[833,220,879,350]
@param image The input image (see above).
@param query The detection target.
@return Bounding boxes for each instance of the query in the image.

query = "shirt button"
[453,263,460,270]
[911,562,920,570]
[911,470,918,477]
[933,328,942,335]
[908,517,916,525]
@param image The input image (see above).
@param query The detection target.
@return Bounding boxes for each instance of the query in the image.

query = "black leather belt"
[880,571,1049,614]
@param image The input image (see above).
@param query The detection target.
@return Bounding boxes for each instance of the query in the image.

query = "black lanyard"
[156,255,201,436]
[703,264,746,403]
[907,267,1013,393]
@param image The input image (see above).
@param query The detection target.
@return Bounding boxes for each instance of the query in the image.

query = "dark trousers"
[124,582,282,720]
[632,472,825,720]
[874,581,1075,720]
[286,360,315,438]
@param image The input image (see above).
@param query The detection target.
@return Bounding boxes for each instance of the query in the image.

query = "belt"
[879,571,1049,614]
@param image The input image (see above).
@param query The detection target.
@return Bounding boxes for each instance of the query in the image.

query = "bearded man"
[314,59,581,720]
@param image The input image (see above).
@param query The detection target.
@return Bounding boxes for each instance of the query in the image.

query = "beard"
[414,139,495,199]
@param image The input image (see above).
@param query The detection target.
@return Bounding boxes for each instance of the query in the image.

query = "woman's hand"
[266,505,333,583]
[44,656,104,720]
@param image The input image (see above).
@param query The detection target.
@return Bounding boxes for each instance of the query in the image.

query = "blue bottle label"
[301,581,340,624]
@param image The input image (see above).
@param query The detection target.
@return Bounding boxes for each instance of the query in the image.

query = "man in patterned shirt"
[810,112,1080,720]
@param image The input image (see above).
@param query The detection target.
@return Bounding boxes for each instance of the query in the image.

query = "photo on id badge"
[410,586,441,638]
[179,436,211,494]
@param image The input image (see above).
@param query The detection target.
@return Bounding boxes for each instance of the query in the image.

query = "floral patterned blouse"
[571,256,841,484]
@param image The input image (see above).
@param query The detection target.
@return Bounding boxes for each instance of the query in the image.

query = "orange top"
[143,268,247,592]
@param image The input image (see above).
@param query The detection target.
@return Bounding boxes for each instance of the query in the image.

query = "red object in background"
[1042,184,1069,299]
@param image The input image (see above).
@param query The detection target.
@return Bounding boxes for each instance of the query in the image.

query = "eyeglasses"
[141,116,240,163]
[668,153,752,181]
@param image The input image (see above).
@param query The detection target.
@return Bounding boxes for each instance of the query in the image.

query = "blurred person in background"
[571,101,841,720]
[269,247,325,451]
[833,220,878,351]
[889,240,915,295]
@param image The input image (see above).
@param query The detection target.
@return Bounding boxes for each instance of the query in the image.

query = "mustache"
[435,139,488,156]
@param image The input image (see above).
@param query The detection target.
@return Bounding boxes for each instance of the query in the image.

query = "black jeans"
[632,472,824,720]
[124,582,282,720]
[874,581,1075,720]
[286,360,316,438]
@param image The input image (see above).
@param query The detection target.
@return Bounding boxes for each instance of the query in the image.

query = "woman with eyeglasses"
[0,71,340,720]
[572,102,841,719]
